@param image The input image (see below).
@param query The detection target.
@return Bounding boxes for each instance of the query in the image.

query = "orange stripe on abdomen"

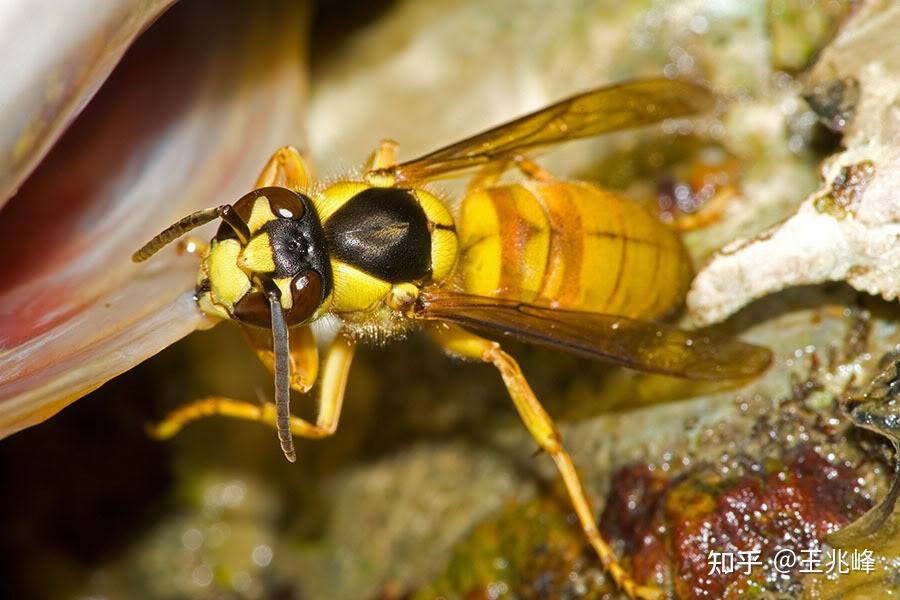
[457,184,549,302]
[456,181,692,319]
[530,182,584,307]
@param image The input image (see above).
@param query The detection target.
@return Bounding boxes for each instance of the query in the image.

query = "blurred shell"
[688,5,900,326]
[0,0,174,208]
[0,0,308,437]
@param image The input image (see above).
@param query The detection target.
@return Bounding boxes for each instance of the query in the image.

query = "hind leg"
[427,323,663,600]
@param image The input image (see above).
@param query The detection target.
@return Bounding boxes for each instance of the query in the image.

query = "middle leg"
[364,138,400,172]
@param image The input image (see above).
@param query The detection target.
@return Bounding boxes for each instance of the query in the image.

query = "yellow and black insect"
[133,78,771,600]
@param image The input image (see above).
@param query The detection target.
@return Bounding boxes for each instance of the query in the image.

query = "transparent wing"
[382,78,714,184]
[414,290,770,381]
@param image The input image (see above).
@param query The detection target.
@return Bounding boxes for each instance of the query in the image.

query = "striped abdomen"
[455,181,693,320]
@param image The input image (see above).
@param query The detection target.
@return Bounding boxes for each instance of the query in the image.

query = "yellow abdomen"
[455,181,693,320]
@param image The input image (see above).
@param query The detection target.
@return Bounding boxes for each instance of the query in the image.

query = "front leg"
[148,332,356,444]
[255,145,313,190]
[242,324,319,394]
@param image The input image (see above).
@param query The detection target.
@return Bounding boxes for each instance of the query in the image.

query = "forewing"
[386,78,714,183]
[415,291,771,381]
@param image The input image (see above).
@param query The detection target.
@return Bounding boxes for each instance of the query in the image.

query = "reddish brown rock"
[600,447,871,599]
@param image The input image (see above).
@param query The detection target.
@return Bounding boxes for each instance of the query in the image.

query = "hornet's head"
[201,186,333,328]
[132,186,333,328]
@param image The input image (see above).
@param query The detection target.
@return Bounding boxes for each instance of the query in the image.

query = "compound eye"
[263,187,307,219]
[232,290,271,328]
[285,270,323,325]
[230,186,307,222]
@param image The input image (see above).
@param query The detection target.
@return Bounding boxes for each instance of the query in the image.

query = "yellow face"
[196,187,332,328]
[198,237,250,320]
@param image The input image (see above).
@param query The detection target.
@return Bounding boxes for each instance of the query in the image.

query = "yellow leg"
[466,155,551,193]
[427,323,662,600]
[242,324,319,393]
[467,159,510,193]
[255,145,313,190]
[364,138,400,172]
[514,155,553,181]
[149,333,355,441]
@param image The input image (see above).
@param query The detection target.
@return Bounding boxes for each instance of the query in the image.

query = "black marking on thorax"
[324,187,432,282]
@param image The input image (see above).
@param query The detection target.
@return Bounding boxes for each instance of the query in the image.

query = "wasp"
[133,78,771,599]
